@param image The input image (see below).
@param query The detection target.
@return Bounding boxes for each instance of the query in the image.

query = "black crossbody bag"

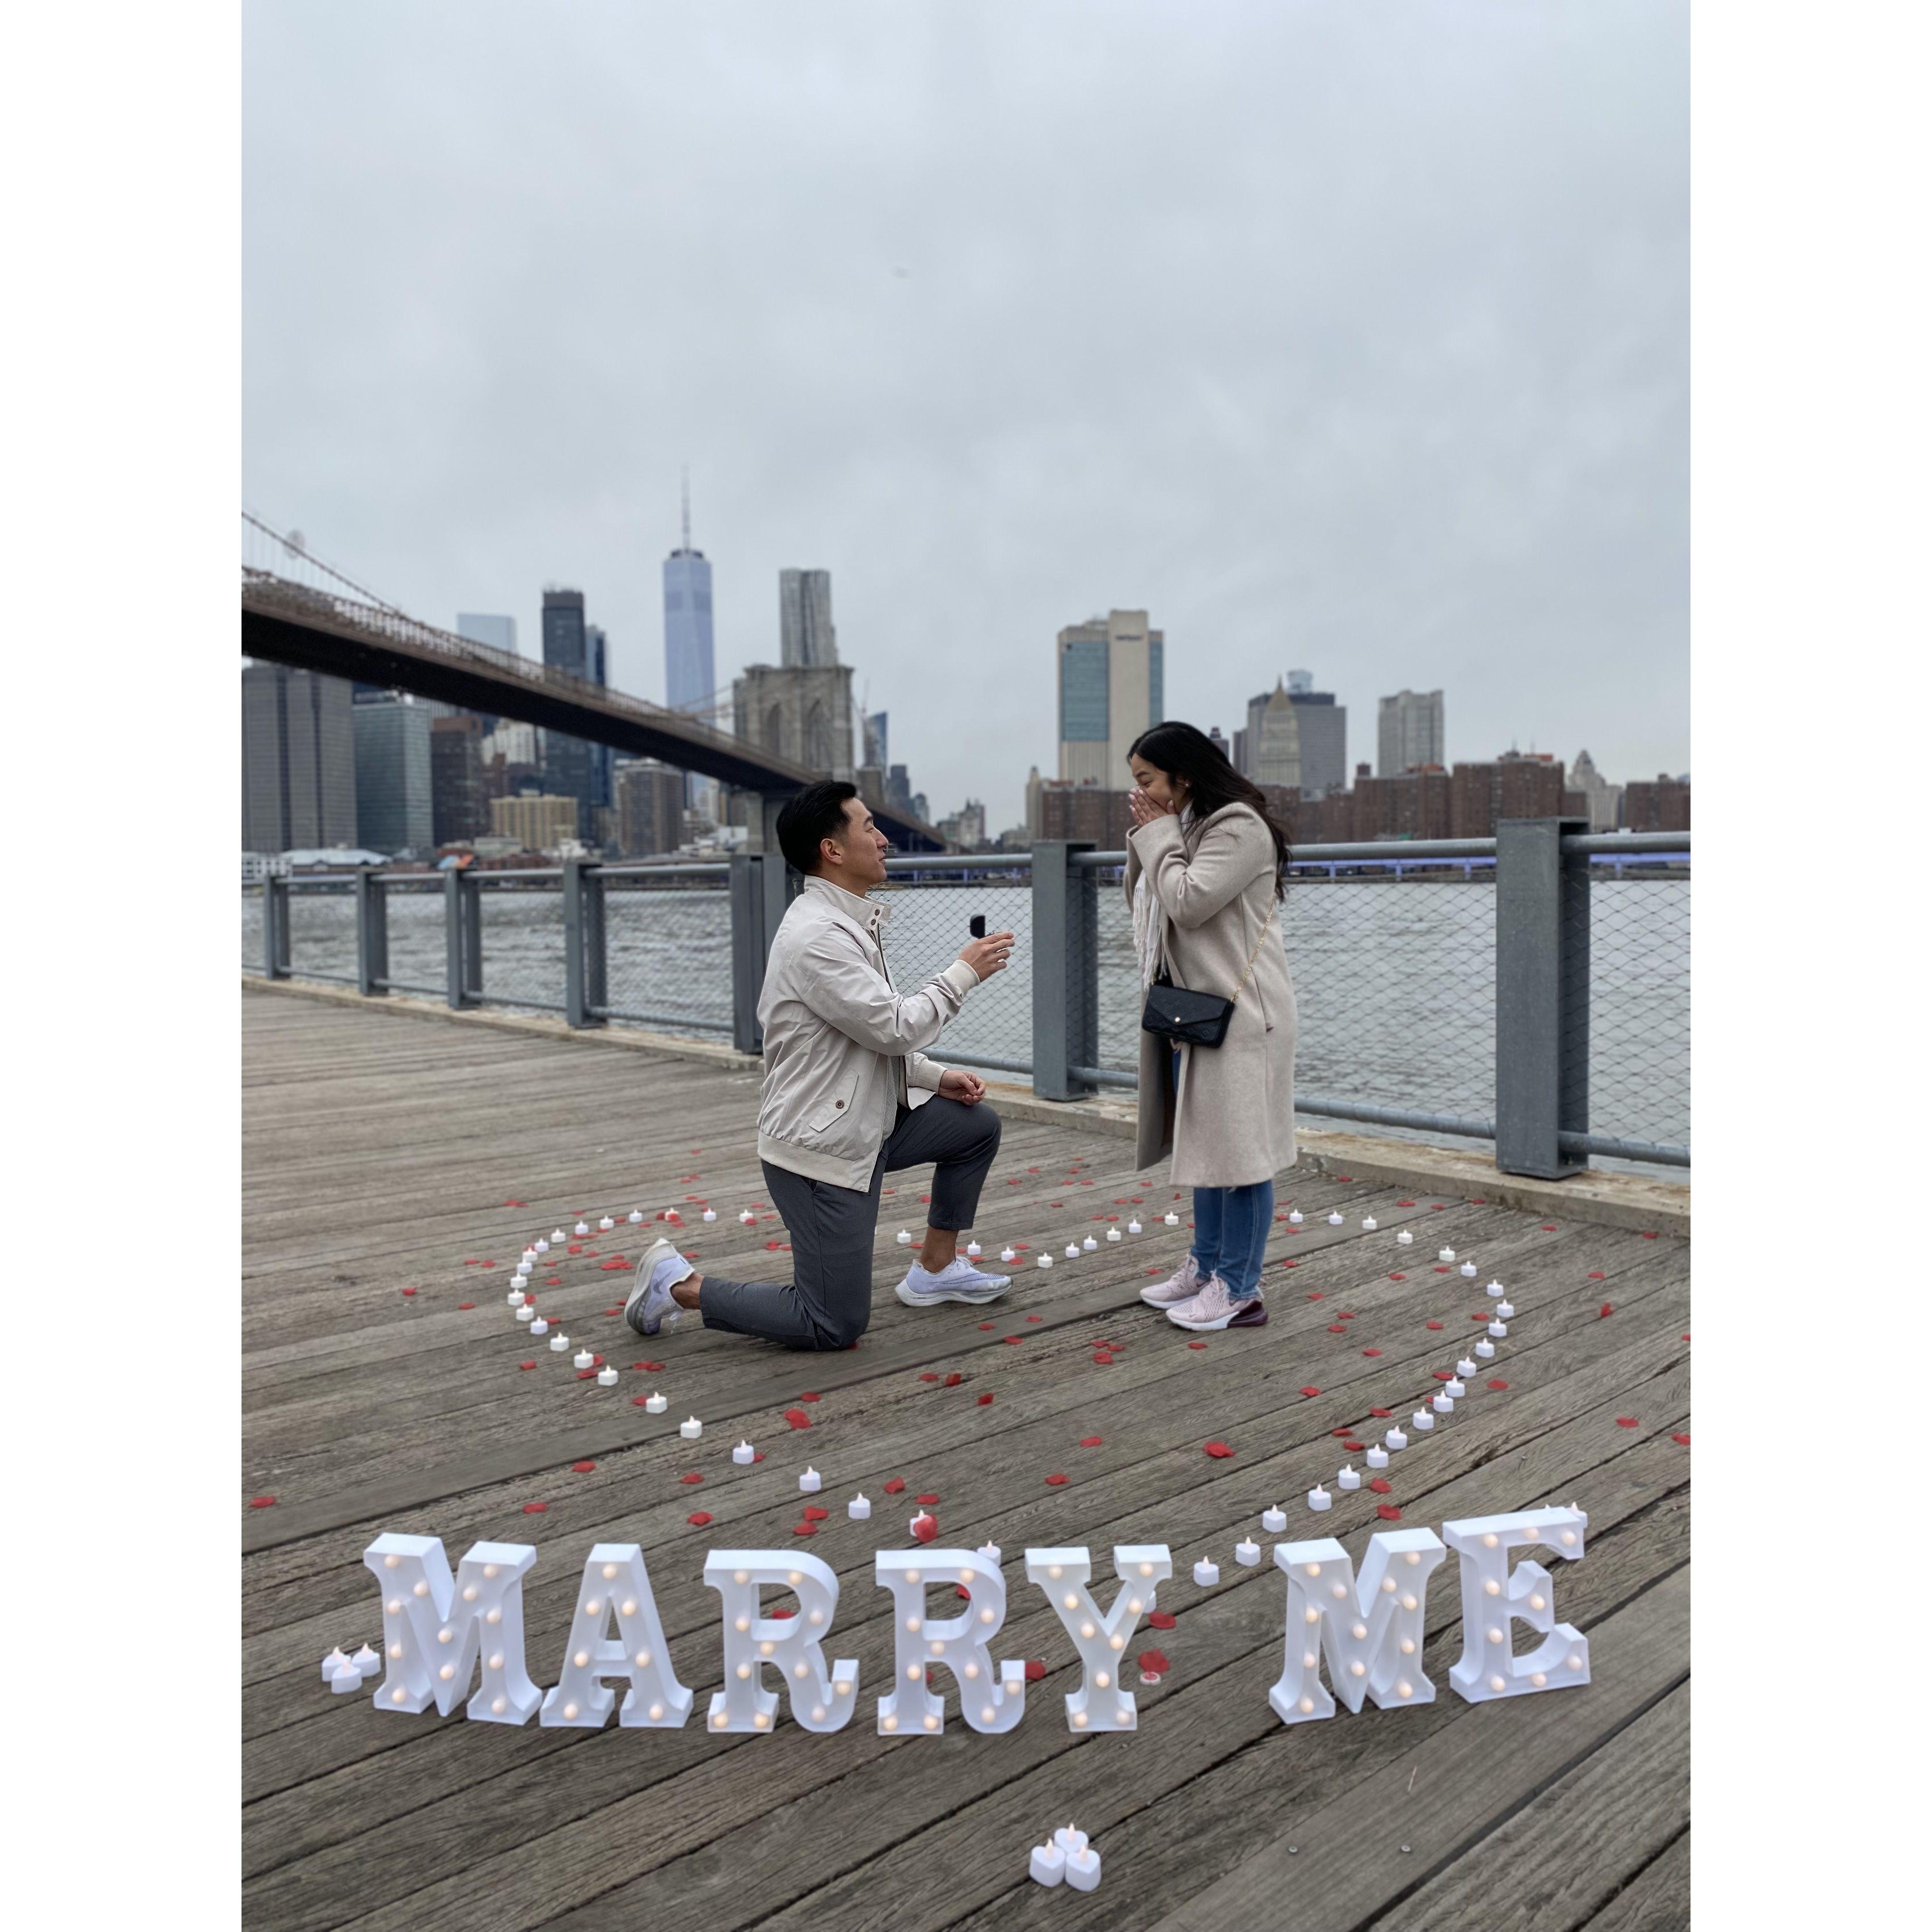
[1140,901,1277,1049]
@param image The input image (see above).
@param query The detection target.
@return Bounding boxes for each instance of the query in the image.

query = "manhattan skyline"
[243,0,1689,829]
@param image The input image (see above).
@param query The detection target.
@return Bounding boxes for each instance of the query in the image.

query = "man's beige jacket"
[755,876,979,1189]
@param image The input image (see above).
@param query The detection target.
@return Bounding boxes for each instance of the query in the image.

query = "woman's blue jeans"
[1168,1046,1273,1298]
[1190,1180,1274,1299]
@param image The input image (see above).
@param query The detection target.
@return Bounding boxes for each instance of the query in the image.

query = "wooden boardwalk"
[242,987,1691,1932]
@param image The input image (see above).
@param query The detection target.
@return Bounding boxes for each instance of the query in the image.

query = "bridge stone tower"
[732,661,856,782]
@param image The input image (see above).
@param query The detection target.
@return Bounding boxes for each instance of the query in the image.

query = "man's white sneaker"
[625,1237,695,1336]
[1139,1252,1205,1307]
[1164,1275,1269,1332]
[895,1258,1011,1307]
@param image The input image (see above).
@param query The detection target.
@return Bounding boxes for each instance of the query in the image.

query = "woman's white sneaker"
[1139,1253,1204,1307]
[1165,1275,1269,1331]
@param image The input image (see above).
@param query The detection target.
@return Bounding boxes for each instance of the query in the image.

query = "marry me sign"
[351,1503,1590,1737]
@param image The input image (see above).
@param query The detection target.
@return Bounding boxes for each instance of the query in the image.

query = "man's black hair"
[775,780,861,875]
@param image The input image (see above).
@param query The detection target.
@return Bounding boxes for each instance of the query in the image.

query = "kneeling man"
[627,780,1016,1350]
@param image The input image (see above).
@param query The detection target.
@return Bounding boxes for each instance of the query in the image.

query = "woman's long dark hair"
[1127,719,1291,900]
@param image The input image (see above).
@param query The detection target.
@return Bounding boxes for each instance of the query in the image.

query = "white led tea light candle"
[540,1542,693,1729]
[1106,1227,1121,1242]
[1023,1544,1172,1734]
[966,1240,981,1258]
[702,1551,858,1735]
[1443,1506,1590,1705]
[733,1441,755,1466]
[1082,1236,1098,1252]
[362,1533,542,1725]
[874,1546,1027,1736]
[1267,1528,1447,1726]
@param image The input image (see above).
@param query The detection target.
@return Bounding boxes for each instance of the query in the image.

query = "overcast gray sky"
[243,0,1687,829]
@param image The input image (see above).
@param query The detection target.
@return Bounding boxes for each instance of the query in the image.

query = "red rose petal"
[783,1408,812,1429]
[1003,1335,1024,1346]
[1433,1370,1455,1382]
[680,1472,704,1485]
[1204,1440,1236,1457]
[1328,1323,1346,1334]
[1362,1348,1382,1357]
[576,1369,597,1380]
[1588,1270,1606,1280]
[1370,1407,1392,1418]
[687,1511,713,1526]
[1330,1428,1354,1439]
[1024,1659,1046,1681]
[1434,1265,1451,1273]
[400,1287,416,1297]
[918,1372,940,1382]
[457,1301,476,1310]
[1389,1273,1406,1281]
[1305,1291,1324,1301]
[1045,1473,1069,1486]
[1398,1200,1415,1207]
[1093,1351,1115,1364]
[976,1392,995,1405]
[883,1478,906,1493]
[1376,1503,1403,1520]
[571,1460,597,1473]
[522,1502,547,1514]
[803,1505,829,1521]
[1368,1477,1392,1495]
[1137,1647,1171,1675]
[1342,1439,1365,1453]
[1426,1321,1444,1331]
[1616,1416,1640,1428]
[1486,1379,1509,1390]
[1148,1610,1177,1630]
[1642,1230,1659,1240]
[1598,1302,1614,1318]
[1079,1435,1104,1448]
[520,1361,536,1370]
[1187,1340,1208,1349]
[978,1321,996,1331]
[792,1522,817,1536]
[1541,1224,1557,1231]
[1299,1386,1322,1398]
[1026,1313,1044,1322]
[943,1372,963,1387]
[247,1495,276,1508]
[1672,1431,1690,1445]
[799,1391,822,1402]
[917,1493,941,1506]
[911,1514,938,1543]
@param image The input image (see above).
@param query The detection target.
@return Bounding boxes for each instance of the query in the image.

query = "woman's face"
[1128,755,1185,810]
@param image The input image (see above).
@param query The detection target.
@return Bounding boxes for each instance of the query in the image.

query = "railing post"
[729,849,800,1053]
[263,876,291,979]
[1031,840,1097,1101]
[355,868,389,997]
[1495,816,1590,1178]
[444,868,481,1008]
[565,859,608,1028]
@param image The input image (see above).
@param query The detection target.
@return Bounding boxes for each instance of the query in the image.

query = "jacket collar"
[801,874,888,936]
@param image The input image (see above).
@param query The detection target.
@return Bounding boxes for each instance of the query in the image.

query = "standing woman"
[1125,721,1297,1331]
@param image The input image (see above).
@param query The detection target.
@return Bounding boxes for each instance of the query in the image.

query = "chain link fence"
[870,863,1035,1075]
[1564,862,1689,1154]
[603,874,734,1036]
[241,837,1689,1170]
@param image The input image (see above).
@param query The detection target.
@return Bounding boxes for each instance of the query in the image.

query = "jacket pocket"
[805,1070,861,1136]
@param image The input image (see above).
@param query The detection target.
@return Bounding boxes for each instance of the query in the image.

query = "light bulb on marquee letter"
[1444,1506,1590,1704]
[361,1533,541,1725]
[539,1543,693,1729]
[1024,1544,1172,1733]
[701,1550,857,1734]
[873,1547,1026,1736]
[1266,1528,1446,1726]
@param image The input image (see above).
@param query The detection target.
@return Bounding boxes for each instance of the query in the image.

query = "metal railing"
[243,821,1688,1174]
